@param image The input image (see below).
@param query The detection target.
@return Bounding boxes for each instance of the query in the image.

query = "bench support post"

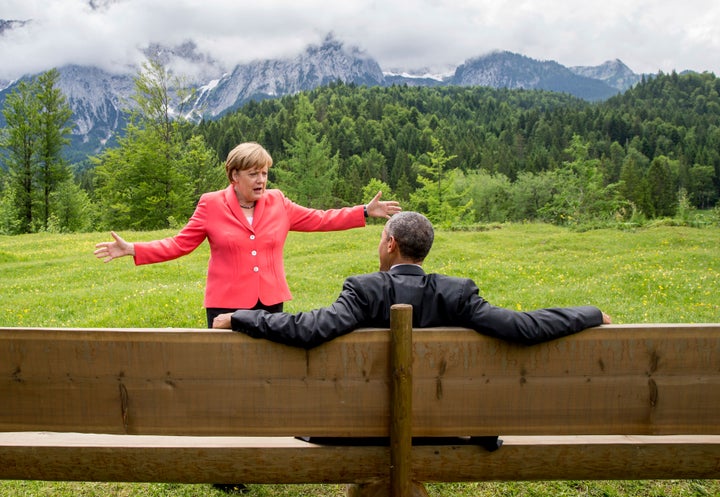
[347,304,426,497]
[390,304,414,497]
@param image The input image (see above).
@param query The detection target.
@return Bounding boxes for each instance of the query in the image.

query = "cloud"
[1,0,718,81]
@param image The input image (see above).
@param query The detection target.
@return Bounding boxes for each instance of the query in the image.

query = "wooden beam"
[0,433,717,483]
[410,324,720,436]
[2,325,720,437]
[414,435,720,481]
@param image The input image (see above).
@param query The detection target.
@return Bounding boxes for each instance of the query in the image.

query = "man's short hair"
[385,211,434,261]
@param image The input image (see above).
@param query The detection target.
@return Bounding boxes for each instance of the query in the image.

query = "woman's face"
[232,166,268,203]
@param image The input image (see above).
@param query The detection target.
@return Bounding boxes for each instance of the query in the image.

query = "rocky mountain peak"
[0,32,645,162]
[193,34,384,118]
[569,59,640,91]
[450,50,622,100]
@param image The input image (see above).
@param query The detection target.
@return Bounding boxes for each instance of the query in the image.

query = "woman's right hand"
[94,231,135,262]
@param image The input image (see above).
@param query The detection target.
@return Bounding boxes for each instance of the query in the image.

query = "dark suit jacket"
[231,264,604,349]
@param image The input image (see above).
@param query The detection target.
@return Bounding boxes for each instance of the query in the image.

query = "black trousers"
[297,436,503,452]
[206,301,284,328]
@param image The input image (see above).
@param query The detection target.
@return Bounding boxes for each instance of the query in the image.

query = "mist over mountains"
[1,32,646,163]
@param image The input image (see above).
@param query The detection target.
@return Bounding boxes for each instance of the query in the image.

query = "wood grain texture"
[0,433,717,482]
[2,324,719,437]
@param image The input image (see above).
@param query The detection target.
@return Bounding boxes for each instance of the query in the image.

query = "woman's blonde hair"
[225,142,273,182]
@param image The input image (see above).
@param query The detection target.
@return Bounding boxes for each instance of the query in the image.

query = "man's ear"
[386,235,397,253]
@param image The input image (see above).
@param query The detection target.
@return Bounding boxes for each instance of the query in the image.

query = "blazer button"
[251,250,257,256]
[253,267,259,272]
[250,235,256,240]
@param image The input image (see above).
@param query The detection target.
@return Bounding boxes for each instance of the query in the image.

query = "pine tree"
[275,95,339,208]
[409,137,473,226]
[36,69,73,230]
[646,156,678,217]
[0,79,40,232]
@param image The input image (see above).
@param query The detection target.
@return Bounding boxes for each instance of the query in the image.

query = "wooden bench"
[1,304,719,497]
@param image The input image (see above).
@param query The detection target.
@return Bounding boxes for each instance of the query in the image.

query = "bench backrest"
[2,321,719,437]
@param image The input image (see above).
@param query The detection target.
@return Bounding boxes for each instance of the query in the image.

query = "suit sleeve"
[457,279,604,344]
[230,277,370,349]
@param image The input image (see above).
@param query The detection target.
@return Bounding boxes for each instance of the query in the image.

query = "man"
[213,211,611,345]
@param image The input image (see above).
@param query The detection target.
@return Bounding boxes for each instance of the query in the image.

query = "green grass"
[0,480,716,497]
[1,223,719,496]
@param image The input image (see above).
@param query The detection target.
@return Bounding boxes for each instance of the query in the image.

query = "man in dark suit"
[212,211,611,346]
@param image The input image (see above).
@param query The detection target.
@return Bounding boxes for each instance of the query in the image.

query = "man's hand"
[602,312,612,324]
[212,313,233,329]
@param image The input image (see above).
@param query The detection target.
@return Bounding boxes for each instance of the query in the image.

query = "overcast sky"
[1,0,719,81]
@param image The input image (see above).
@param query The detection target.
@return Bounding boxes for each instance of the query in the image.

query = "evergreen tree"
[0,175,21,234]
[93,122,189,229]
[645,155,678,217]
[49,179,95,232]
[93,57,217,229]
[0,71,72,233]
[176,134,225,201]
[619,148,650,215]
[275,95,339,208]
[687,164,718,209]
[538,135,623,225]
[0,79,39,233]
[35,69,73,230]
[409,137,473,226]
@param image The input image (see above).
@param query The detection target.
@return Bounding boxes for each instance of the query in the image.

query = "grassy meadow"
[1,222,719,496]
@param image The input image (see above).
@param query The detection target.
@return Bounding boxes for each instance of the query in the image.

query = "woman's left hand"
[366,191,402,219]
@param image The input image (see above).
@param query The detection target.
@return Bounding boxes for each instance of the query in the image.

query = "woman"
[94,142,401,327]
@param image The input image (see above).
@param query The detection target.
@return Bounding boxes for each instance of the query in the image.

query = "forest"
[1,62,719,234]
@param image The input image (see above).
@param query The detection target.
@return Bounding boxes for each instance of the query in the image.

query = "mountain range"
[0,33,644,163]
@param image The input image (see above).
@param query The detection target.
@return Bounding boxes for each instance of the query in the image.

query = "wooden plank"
[2,324,719,437]
[410,324,720,436]
[415,435,720,481]
[0,433,386,483]
[0,433,717,483]
[0,327,385,436]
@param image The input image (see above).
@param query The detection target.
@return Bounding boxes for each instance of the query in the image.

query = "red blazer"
[134,187,365,309]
